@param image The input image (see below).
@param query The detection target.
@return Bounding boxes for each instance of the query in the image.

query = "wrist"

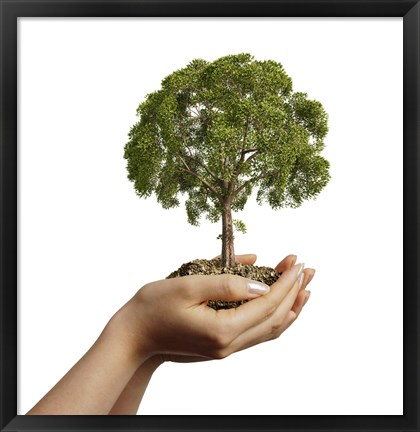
[104,301,151,369]
[142,355,165,372]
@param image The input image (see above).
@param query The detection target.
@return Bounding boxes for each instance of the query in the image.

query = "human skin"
[108,253,313,414]
[27,254,313,415]
[108,254,313,415]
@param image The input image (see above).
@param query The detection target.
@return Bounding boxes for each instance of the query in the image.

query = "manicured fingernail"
[247,280,270,295]
[294,262,304,277]
[307,269,316,284]
[298,272,305,289]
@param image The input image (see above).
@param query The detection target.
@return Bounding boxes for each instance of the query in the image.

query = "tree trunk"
[221,200,235,268]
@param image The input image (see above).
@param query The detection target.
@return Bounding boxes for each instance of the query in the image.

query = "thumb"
[186,274,270,302]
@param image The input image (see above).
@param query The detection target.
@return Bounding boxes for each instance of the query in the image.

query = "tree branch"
[241,119,250,148]
[233,172,267,198]
[244,151,259,164]
[237,120,252,165]
[242,148,257,155]
[229,120,253,195]
[177,153,222,199]
[184,150,220,184]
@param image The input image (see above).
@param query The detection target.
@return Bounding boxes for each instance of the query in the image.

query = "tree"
[124,53,330,268]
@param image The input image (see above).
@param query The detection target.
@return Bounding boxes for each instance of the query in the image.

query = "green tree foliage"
[124,53,330,267]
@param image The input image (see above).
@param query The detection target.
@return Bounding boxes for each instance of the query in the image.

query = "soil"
[166,258,281,310]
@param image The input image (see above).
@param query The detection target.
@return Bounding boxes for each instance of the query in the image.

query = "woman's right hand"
[113,254,313,365]
[158,254,313,363]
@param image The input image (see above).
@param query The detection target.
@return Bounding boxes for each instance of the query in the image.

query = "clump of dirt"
[167,258,281,310]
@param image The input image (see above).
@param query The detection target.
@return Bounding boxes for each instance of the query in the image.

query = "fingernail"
[247,280,270,295]
[298,272,305,289]
[303,290,311,305]
[307,269,316,284]
[294,262,304,277]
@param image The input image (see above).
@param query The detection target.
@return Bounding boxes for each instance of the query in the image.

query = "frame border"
[1,1,418,431]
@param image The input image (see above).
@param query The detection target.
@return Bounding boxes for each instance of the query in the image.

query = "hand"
[153,254,313,363]
[108,253,314,414]
[116,254,314,364]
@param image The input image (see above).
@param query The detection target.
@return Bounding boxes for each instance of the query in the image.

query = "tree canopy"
[124,53,330,266]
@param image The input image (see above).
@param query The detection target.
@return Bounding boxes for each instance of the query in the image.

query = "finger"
[224,278,305,354]
[177,274,271,303]
[226,263,304,333]
[235,254,257,265]
[279,310,298,333]
[256,276,312,341]
[212,253,257,265]
[282,290,311,333]
[288,268,314,311]
[291,289,309,315]
[274,254,297,273]
[227,308,296,355]
[301,268,315,290]
[307,269,315,284]
[303,290,311,306]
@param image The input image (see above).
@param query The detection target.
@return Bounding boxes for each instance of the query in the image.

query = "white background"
[18,18,403,415]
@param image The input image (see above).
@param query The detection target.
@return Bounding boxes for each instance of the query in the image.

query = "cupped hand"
[118,254,314,366]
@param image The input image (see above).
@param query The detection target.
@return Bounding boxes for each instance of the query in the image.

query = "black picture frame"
[1,1,418,431]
